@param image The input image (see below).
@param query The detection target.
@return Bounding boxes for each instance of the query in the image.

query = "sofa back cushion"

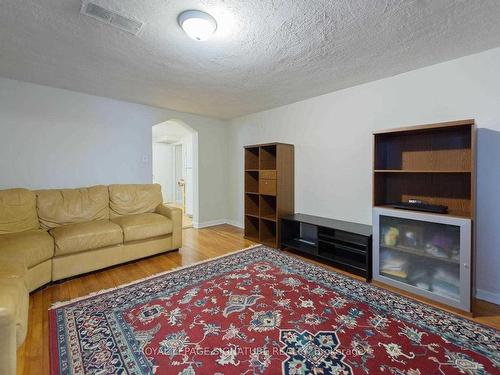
[108,184,162,218]
[36,185,109,230]
[0,188,39,234]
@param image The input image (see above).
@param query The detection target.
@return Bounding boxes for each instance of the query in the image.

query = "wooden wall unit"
[372,119,476,313]
[244,143,294,248]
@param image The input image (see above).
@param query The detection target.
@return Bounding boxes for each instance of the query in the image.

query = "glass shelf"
[373,207,471,311]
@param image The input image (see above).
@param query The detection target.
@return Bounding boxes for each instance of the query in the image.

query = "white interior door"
[174,144,183,203]
[184,139,193,216]
[152,142,174,202]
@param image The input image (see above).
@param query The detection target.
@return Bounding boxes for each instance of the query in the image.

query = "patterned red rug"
[49,245,499,374]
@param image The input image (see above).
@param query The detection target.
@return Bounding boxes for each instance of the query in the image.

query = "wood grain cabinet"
[244,143,294,248]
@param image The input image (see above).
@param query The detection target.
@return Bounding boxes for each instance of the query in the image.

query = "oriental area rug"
[49,245,499,374]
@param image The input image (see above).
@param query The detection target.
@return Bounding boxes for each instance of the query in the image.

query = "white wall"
[228,47,500,303]
[0,77,229,225]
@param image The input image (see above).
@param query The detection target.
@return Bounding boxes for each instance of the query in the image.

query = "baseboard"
[475,288,500,305]
[193,219,244,229]
[225,219,244,228]
[193,219,227,229]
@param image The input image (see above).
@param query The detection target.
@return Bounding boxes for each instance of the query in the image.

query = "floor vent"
[81,1,143,35]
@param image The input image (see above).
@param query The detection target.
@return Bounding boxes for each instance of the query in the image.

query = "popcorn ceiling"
[1,0,500,119]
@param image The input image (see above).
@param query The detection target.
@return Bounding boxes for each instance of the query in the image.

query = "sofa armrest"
[155,204,182,249]
[0,278,29,375]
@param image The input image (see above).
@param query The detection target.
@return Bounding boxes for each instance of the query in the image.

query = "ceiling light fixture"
[178,10,217,41]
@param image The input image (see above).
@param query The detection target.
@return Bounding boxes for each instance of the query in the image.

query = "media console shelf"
[280,213,372,281]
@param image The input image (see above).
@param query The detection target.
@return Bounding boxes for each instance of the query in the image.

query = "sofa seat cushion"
[50,220,123,256]
[111,213,172,242]
[0,230,54,268]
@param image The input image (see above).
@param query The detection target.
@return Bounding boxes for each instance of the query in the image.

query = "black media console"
[280,213,372,281]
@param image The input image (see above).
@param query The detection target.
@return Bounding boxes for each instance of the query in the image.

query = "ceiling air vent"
[81,1,143,35]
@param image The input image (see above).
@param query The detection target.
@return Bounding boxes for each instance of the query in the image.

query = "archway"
[152,119,198,228]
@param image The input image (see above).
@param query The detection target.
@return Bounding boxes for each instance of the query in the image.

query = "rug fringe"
[49,244,263,309]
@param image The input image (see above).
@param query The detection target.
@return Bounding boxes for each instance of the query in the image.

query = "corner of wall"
[475,289,500,305]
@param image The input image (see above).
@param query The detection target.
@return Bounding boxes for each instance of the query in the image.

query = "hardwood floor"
[16,224,499,374]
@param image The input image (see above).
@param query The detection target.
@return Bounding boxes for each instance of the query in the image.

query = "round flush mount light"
[178,10,217,41]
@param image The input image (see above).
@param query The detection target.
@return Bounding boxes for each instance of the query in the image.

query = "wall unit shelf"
[372,119,476,313]
[381,244,460,265]
[373,119,476,218]
[243,143,294,248]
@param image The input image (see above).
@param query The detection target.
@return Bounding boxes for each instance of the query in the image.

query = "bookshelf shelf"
[244,147,259,170]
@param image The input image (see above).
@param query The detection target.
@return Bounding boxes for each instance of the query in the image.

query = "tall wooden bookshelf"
[372,119,476,313]
[244,143,294,248]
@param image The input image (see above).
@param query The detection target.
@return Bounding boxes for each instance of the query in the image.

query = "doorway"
[152,120,198,228]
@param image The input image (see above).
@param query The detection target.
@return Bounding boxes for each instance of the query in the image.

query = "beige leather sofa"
[0,184,181,375]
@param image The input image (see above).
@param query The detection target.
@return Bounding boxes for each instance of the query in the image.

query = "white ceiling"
[1,1,500,120]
